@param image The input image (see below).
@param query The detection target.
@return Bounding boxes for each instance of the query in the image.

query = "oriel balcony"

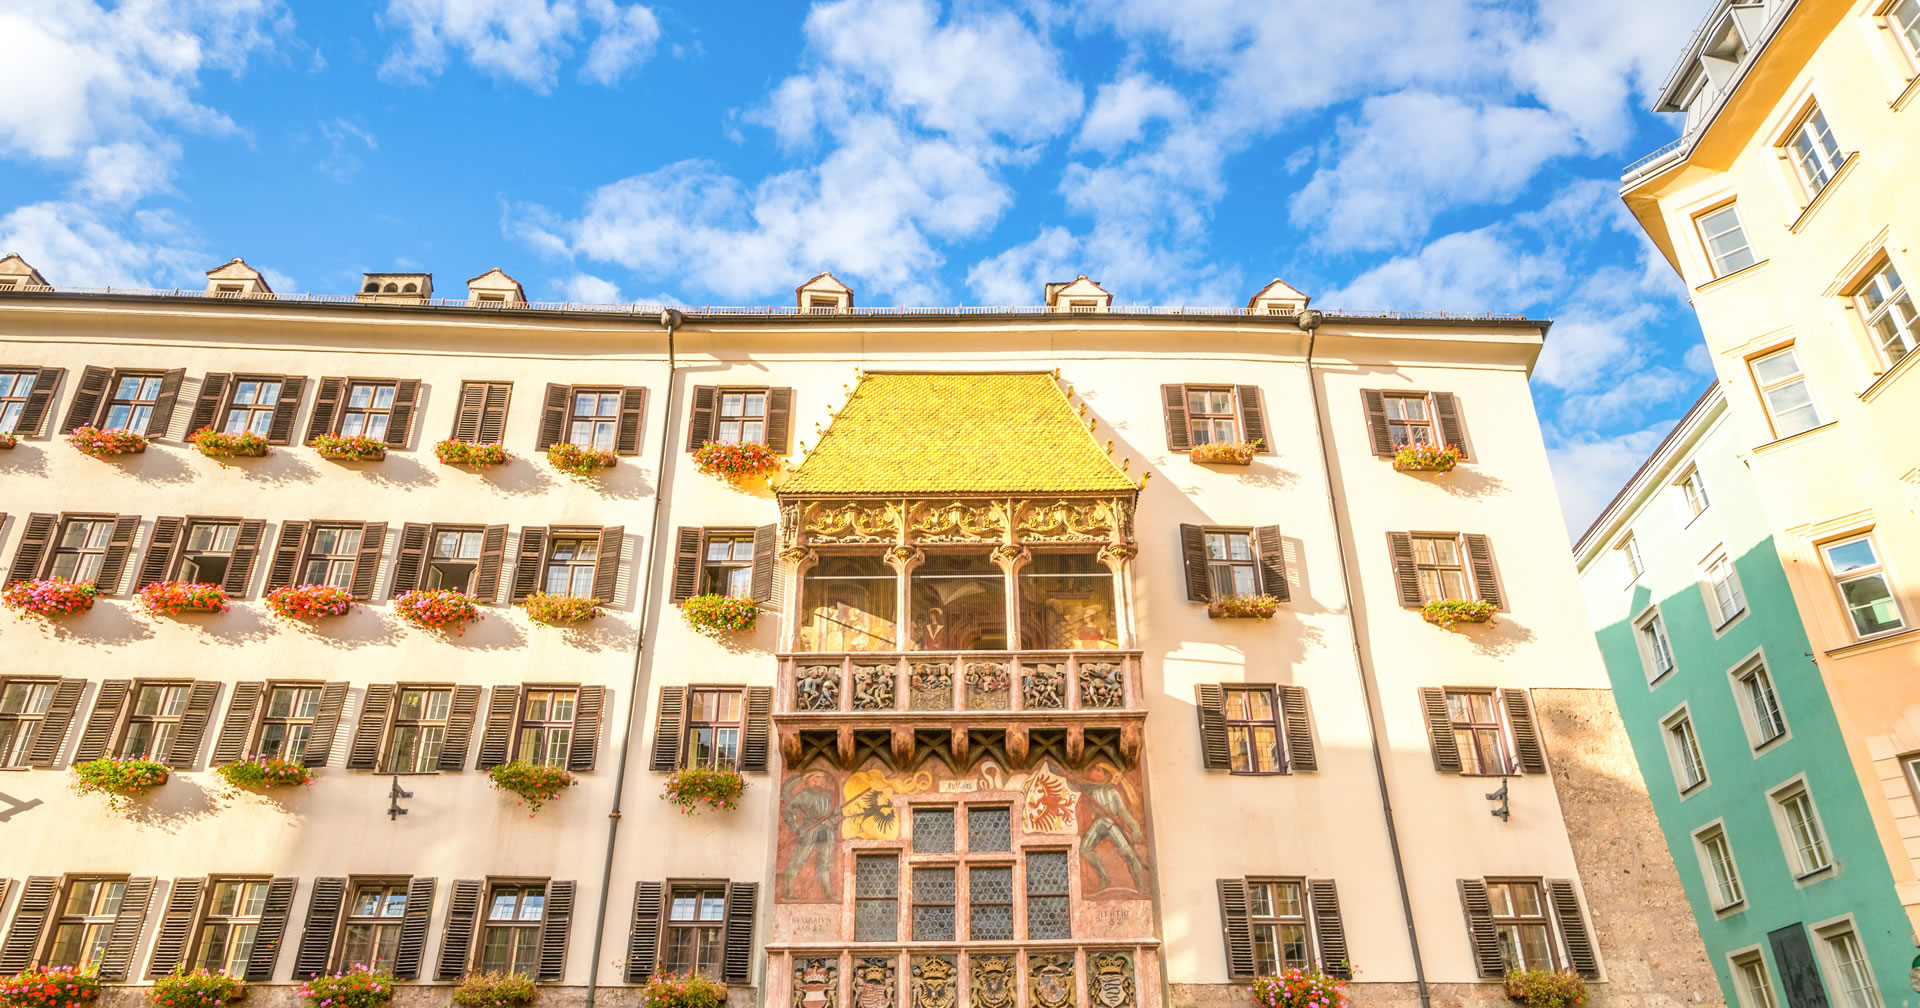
[774,650,1144,717]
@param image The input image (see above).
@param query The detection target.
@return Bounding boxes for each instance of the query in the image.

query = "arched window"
[363,282,379,293]
[402,282,417,293]
[383,283,398,293]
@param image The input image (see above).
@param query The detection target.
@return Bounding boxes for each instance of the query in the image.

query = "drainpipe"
[584,307,683,1008]
[1299,309,1432,1008]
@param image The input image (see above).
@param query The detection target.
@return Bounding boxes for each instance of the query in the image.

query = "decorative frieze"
[783,496,1136,552]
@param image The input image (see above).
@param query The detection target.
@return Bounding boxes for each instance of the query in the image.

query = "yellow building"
[1620,0,1920,945]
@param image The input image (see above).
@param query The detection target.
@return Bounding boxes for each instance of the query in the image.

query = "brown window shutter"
[16,367,64,436]
[244,877,297,981]
[390,522,432,597]
[0,877,59,972]
[1431,391,1469,460]
[1178,523,1210,602]
[615,386,648,456]
[6,513,56,584]
[592,526,623,603]
[685,385,717,450]
[138,516,185,590]
[1307,879,1350,978]
[166,680,221,769]
[741,686,772,772]
[98,876,156,980]
[349,522,388,600]
[75,679,132,762]
[147,877,205,977]
[346,684,396,770]
[1387,532,1423,606]
[567,685,604,771]
[750,524,777,603]
[1194,684,1229,770]
[1254,525,1288,601]
[1278,685,1316,771]
[213,682,266,764]
[184,373,231,438]
[383,379,420,448]
[765,388,794,453]
[535,880,574,982]
[60,365,111,432]
[263,521,310,592]
[145,369,186,439]
[473,524,508,602]
[266,377,307,445]
[224,519,266,598]
[26,679,86,767]
[303,377,345,443]
[622,882,664,983]
[1463,534,1503,609]
[1235,385,1270,452]
[1216,878,1255,979]
[1502,688,1547,774]
[509,526,547,602]
[479,382,512,443]
[650,686,686,771]
[292,877,347,978]
[720,881,757,983]
[1361,389,1394,456]
[475,685,520,770]
[436,685,481,771]
[536,384,569,451]
[1161,384,1191,452]
[1420,687,1463,773]
[436,879,483,980]
[96,514,141,595]
[452,382,487,441]
[1546,879,1599,977]
[393,877,436,980]
[670,527,704,603]
[1458,879,1506,978]
[304,682,349,768]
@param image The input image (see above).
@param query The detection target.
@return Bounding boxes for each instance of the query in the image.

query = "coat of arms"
[969,954,1015,1008]
[1028,953,1074,1008]
[793,956,839,1008]
[1089,952,1136,1008]
[910,956,956,1008]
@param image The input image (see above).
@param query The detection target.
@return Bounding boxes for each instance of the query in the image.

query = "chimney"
[359,272,434,304]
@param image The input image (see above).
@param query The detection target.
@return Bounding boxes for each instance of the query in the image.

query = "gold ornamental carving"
[1016,498,1114,542]
[910,500,1007,543]
[1028,953,1075,1008]
[806,501,900,543]
[910,956,957,1008]
[1088,952,1136,1008]
[969,954,1015,1008]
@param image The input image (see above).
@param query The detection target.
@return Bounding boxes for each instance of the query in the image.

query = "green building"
[1574,387,1914,1008]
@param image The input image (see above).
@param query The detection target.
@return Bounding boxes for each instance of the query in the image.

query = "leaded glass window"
[854,854,898,942]
[968,866,1013,940]
[1026,852,1070,940]
[914,807,956,854]
[912,867,954,941]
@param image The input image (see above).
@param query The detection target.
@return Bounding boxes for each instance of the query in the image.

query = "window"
[259,685,321,762]
[1205,531,1258,599]
[716,390,767,444]
[178,521,240,585]
[1488,880,1556,971]
[384,687,452,773]
[1025,851,1070,940]
[702,535,755,597]
[1247,879,1309,975]
[1618,534,1645,584]
[518,688,576,767]
[0,371,37,433]
[663,885,727,978]
[969,806,1011,852]
[1018,550,1118,650]
[683,689,741,769]
[426,526,484,593]
[853,854,899,942]
[49,516,113,583]
[1638,611,1676,682]
[1783,107,1845,193]
[1735,661,1787,748]
[910,552,1007,650]
[911,866,955,941]
[1818,926,1881,1008]
[341,882,409,973]
[104,372,163,433]
[480,884,546,976]
[1665,713,1708,793]
[799,554,896,651]
[1750,347,1823,438]
[567,389,621,450]
[47,878,126,970]
[300,525,363,589]
[1732,951,1778,1008]
[914,807,956,853]
[1224,687,1282,774]
[968,865,1013,940]
[1186,387,1240,445]
[1413,535,1468,601]
[221,378,282,436]
[543,535,599,597]
[1853,260,1918,368]
[193,879,269,973]
[339,382,397,440]
[1696,204,1758,277]
[1820,535,1905,638]
[1892,0,1920,57]
[1773,783,1833,876]
[1447,690,1511,776]
[0,680,56,767]
[1706,552,1747,626]
[1695,826,1744,910]
[1384,394,1434,448]
[1678,466,1710,519]
[121,683,189,759]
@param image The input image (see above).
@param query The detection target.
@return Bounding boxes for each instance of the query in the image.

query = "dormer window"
[364,282,379,293]
[807,296,838,313]
[478,293,505,304]
[1068,300,1100,313]
[214,284,243,297]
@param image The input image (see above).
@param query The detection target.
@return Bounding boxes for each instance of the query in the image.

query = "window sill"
[1823,624,1920,658]
[1750,421,1837,457]
[1751,731,1789,758]
[1859,347,1920,404]
[1682,506,1710,530]
[1894,74,1920,112]
[1712,608,1749,637]
[1711,899,1747,918]
[1793,864,1836,885]
[1648,666,1676,688]
[1678,781,1709,799]
[1787,153,1858,235]
[1695,259,1770,294]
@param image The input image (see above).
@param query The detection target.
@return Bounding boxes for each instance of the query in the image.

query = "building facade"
[1575,387,1915,1007]
[0,260,1716,1007]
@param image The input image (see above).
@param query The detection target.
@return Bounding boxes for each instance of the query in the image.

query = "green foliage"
[520,592,601,626]
[639,974,726,1008]
[451,972,537,1008]
[681,594,758,636]
[1420,598,1496,629]
[546,442,617,477]
[1207,594,1281,619]
[215,756,313,793]
[1504,968,1587,1008]
[1190,439,1260,464]
[1248,968,1348,1008]
[661,766,746,815]
[295,966,397,1008]
[150,969,247,1007]
[1393,442,1461,472]
[488,761,576,815]
[0,965,101,1008]
[69,757,168,809]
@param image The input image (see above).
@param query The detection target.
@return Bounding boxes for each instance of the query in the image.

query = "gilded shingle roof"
[778,372,1138,496]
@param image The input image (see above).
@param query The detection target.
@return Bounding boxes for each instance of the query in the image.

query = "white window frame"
[1617,533,1645,587]
[1702,548,1748,630]
[1768,777,1835,880]
[1818,533,1907,640]
[1882,0,1920,70]
[1662,705,1710,796]
[1695,203,1759,278]
[1850,257,1918,370]
[1729,947,1780,1008]
[1634,606,1677,684]
[1811,916,1882,1008]
[1728,652,1789,752]
[1747,345,1825,440]
[1692,821,1745,912]
[1675,465,1711,523]
[1777,104,1847,197]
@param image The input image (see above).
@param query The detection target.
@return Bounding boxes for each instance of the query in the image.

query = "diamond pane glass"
[1026,852,1069,895]
[1027,895,1070,940]
[913,808,955,853]
[968,807,1011,852]
[855,853,898,897]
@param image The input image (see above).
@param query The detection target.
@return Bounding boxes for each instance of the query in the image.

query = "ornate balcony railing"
[775,650,1143,717]
[768,944,1159,1008]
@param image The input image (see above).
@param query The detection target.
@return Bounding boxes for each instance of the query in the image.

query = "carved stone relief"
[963,662,1011,710]
[1087,952,1136,1008]
[796,666,842,711]
[968,954,1016,1008]
[909,663,953,710]
[851,665,896,710]
[910,956,957,1008]
[1028,953,1075,1008]
[1079,663,1124,708]
[909,500,1007,543]
[807,501,900,543]
[1016,498,1114,542]
[1021,664,1067,709]
[793,957,840,1008]
[852,957,895,1008]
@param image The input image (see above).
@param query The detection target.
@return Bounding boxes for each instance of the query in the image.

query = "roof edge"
[1571,384,1723,560]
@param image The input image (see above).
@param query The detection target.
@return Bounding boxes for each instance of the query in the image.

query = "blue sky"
[0,0,1718,535]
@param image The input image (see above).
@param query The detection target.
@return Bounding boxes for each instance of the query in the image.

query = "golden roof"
[777,371,1138,496]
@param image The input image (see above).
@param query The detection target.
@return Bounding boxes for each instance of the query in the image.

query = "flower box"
[1190,440,1260,465]
[1250,968,1349,1008]
[296,966,397,1008]
[3,578,99,621]
[1207,594,1281,619]
[2,966,101,1008]
[435,439,510,469]
[547,442,617,477]
[521,592,602,626]
[1420,598,1496,629]
[1504,967,1587,1008]
[682,593,759,637]
[0,432,16,450]
[453,972,537,1008]
[216,755,314,794]
[311,433,388,462]
[661,766,745,815]
[189,426,270,463]
[265,583,354,622]
[149,969,247,1008]
[692,439,781,486]
[393,589,483,634]
[488,760,576,816]
[70,757,168,809]
[135,581,230,617]
[640,975,726,1008]
[67,426,148,458]
[1393,443,1462,473]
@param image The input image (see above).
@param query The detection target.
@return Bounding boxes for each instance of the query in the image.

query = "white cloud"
[1548,423,1675,539]
[1317,225,1563,314]
[379,0,660,91]
[0,200,203,289]
[1684,342,1715,376]
[579,0,660,85]
[564,272,625,303]
[317,119,378,183]
[74,141,179,204]
[1075,73,1186,152]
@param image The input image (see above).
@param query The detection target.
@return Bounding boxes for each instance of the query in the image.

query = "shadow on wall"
[337,452,437,488]
[468,458,557,498]
[434,609,529,651]
[109,774,223,833]
[87,446,197,485]
[32,601,158,646]
[194,448,320,487]
[583,460,655,501]
[0,442,50,478]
